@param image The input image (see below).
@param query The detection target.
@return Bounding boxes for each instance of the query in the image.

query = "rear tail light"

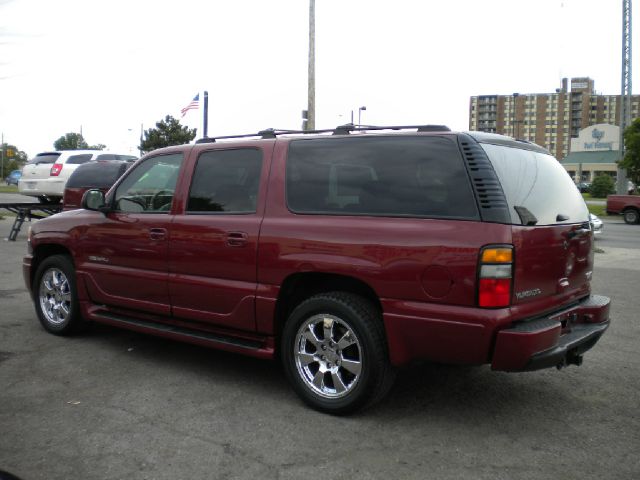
[478,246,513,308]
[50,164,63,176]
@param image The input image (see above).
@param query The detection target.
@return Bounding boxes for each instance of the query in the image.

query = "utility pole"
[306,0,316,131]
[617,0,632,194]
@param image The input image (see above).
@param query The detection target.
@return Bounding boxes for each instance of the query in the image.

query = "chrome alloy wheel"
[294,314,363,399]
[39,267,72,326]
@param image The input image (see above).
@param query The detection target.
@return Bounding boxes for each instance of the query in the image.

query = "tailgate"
[22,153,60,180]
[511,222,593,312]
[476,140,594,314]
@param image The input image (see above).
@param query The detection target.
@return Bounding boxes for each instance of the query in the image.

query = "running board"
[93,311,274,359]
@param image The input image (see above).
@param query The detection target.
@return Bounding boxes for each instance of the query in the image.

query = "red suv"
[23,125,610,414]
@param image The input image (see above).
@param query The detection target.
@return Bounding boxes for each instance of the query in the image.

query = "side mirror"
[81,189,108,212]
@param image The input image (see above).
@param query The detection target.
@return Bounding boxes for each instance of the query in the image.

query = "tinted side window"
[95,154,138,161]
[66,154,93,165]
[481,143,589,225]
[286,136,479,219]
[114,153,183,213]
[187,149,262,213]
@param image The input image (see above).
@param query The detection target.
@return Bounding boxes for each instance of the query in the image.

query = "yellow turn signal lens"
[481,248,513,264]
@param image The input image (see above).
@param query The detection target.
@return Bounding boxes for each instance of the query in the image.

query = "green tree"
[54,132,89,150]
[139,115,197,153]
[621,117,640,187]
[53,133,106,150]
[1,143,28,178]
[1,143,28,164]
[590,174,615,198]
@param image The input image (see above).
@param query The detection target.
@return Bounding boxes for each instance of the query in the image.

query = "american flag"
[181,94,200,117]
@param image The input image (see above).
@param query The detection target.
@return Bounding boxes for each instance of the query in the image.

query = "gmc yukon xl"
[24,125,611,414]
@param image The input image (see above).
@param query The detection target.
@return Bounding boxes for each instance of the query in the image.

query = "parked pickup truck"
[606,195,640,224]
[23,125,611,414]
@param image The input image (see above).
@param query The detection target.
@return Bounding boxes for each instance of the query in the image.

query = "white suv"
[19,150,137,203]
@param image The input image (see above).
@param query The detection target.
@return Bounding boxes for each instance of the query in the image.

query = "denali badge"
[515,288,542,300]
[88,255,109,263]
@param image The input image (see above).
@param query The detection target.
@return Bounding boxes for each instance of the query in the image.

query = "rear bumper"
[491,295,610,371]
[18,178,65,197]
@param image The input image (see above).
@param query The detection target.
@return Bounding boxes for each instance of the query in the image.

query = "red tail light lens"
[478,246,513,308]
[50,164,63,176]
[479,278,512,307]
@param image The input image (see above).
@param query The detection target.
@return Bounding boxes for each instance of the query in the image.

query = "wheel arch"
[273,272,382,343]
[31,244,74,289]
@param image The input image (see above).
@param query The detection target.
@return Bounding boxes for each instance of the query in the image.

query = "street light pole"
[358,106,366,126]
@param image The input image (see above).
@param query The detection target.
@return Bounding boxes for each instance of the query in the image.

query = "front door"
[80,153,185,316]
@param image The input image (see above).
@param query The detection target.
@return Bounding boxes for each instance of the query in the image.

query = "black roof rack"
[194,124,451,144]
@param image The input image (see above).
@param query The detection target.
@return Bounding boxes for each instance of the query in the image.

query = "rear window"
[28,153,60,164]
[481,143,589,225]
[286,136,479,219]
[66,162,129,189]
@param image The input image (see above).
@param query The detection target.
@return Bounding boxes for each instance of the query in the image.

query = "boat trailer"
[0,203,62,241]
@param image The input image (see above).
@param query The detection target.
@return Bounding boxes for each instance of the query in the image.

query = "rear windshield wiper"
[514,206,538,226]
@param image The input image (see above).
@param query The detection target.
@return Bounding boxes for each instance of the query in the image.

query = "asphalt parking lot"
[0,217,638,480]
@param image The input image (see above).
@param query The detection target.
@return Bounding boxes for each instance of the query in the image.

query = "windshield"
[481,143,589,226]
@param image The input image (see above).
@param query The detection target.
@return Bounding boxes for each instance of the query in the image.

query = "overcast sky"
[0,0,635,157]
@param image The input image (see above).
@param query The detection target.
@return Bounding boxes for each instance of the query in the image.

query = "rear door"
[168,144,273,332]
[59,153,94,180]
[481,142,592,314]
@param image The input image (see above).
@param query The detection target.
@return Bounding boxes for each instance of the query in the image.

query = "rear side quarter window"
[66,154,93,165]
[286,136,479,220]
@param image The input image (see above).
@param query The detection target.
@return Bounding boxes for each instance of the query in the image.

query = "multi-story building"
[469,77,640,160]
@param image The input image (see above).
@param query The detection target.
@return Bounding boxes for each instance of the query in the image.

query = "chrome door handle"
[226,231,248,247]
[149,228,167,240]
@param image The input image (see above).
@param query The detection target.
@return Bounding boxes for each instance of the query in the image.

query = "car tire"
[37,196,62,204]
[623,208,640,224]
[281,292,396,415]
[33,255,82,335]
